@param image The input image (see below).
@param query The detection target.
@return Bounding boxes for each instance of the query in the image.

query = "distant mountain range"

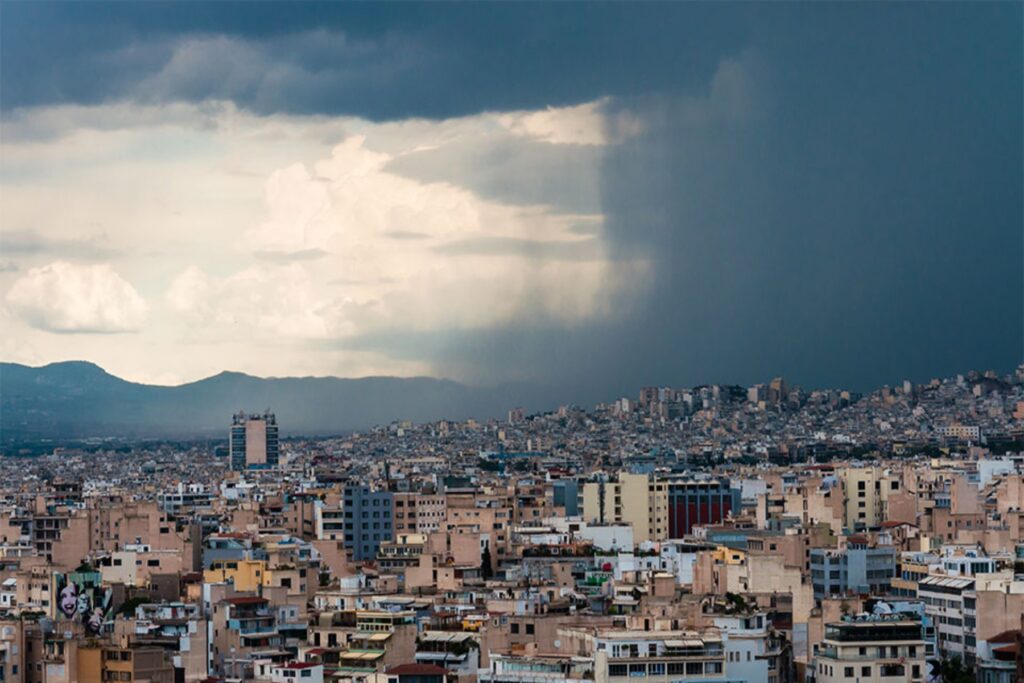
[0,361,553,442]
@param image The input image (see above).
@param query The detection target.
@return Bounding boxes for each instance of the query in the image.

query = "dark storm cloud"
[331,4,1023,396]
[3,2,1020,395]
[588,4,1024,392]
[0,3,745,118]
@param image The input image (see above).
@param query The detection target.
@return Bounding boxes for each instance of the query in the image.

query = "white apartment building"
[918,575,976,666]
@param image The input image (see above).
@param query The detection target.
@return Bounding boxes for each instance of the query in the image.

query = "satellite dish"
[554,640,561,648]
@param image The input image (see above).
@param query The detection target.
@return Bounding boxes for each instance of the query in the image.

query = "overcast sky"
[1,3,1020,397]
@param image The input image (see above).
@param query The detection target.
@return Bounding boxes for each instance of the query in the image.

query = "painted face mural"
[54,573,113,634]
[86,606,105,635]
[59,582,78,618]
[77,592,91,616]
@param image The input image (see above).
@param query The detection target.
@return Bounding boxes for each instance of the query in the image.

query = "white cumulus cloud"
[6,261,147,333]
[498,98,642,146]
[1,97,649,381]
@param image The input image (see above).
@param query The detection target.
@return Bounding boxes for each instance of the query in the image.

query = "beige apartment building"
[838,467,902,531]
[581,474,667,544]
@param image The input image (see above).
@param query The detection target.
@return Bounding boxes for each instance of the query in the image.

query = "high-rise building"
[229,411,279,471]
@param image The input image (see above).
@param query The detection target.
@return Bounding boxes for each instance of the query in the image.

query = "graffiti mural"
[53,571,112,634]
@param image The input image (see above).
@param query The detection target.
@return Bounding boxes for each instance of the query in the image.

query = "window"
[511,623,519,634]
[845,668,854,677]
[525,624,534,635]
[862,666,871,676]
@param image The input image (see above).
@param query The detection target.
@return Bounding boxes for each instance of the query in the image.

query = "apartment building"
[809,538,895,600]
[918,575,976,667]
[558,627,727,681]
[581,474,668,544]
[343,487,394,562]
[814,618,925,683]
[838,467,901,531]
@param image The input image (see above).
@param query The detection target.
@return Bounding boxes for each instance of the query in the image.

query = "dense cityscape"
[0,368,1021,683]
[2,3,1021,683]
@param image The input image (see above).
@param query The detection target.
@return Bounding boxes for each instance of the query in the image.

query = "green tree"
[929,656,973,683]
[480,545,493,580]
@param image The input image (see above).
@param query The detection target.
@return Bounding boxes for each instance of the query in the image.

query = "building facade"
[344,486,395,562]
[230,411,280,471]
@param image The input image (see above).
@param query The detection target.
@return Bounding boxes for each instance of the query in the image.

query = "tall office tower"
[229,411,280,471]
[767,377,786,405]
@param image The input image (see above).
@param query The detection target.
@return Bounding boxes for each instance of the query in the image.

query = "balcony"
[818,648,919,663]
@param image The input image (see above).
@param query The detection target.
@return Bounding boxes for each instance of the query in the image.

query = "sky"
[0,2,1021,398]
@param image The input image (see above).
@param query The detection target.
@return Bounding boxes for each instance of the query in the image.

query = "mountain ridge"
[0,361,552,442]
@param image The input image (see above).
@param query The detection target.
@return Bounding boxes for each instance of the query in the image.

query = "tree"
[929,656,973,683]
[117,596,149,617]
[480,545,493,581]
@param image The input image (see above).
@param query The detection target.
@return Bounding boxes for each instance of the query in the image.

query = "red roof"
[881,521,917,528]
[386,664,449,677]
[281,662,320,670]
